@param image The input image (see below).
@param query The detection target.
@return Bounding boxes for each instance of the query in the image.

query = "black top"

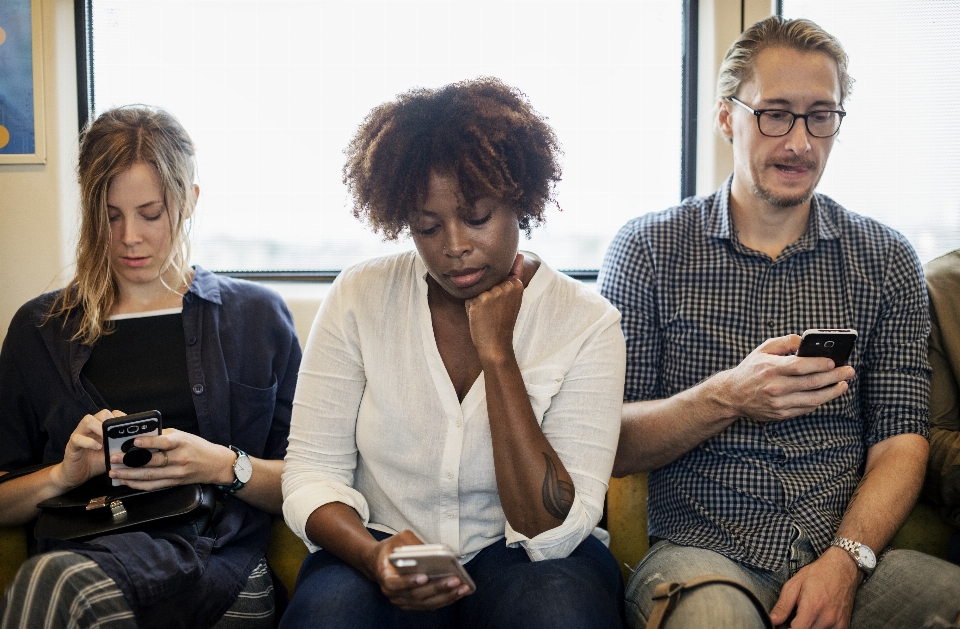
[83,311,199,434]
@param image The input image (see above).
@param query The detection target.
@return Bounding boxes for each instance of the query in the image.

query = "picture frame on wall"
[0,0,46,165]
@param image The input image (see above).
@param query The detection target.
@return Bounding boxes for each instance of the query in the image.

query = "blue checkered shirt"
[598,177,931,572]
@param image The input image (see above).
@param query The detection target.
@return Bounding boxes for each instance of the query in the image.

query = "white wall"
[0,0,79,346]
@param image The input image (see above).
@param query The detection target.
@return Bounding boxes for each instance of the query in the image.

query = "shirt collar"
[705,175,841,247]
[704,175,736,240]
[185,266,222,305]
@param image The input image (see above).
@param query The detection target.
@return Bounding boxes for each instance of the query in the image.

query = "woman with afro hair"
[281,77,626,629]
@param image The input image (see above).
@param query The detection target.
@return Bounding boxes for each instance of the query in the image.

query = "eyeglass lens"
[759,111,841,138]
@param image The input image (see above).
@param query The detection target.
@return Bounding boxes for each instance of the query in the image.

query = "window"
[86,1,685,275]
[782,0,960,264]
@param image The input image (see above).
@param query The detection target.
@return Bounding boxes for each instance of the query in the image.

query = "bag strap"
[645,574,774,629]
[0,462,56,485]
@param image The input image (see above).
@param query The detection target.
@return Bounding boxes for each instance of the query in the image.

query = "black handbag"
[34,475,220,541]
[0,465,219,542]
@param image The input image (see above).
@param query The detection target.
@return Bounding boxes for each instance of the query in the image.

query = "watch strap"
[831,537,875,575]
[218,445,248,494]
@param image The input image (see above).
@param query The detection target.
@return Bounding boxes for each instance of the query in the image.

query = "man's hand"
[367,530,471,611]
[769,546,860,629]
[615,334,858,474]
[716,335,855,423]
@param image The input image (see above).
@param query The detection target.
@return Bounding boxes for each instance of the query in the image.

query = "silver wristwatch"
[831,537,876,576]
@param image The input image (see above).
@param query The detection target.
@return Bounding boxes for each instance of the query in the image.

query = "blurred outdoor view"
[91,1,960,272]
[91,1,684,272]
[782,0,960,264]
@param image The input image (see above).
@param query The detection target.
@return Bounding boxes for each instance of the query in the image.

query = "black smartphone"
[102,410,162,486]
[796,329,858,366]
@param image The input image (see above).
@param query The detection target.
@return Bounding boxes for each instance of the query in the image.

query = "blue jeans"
[625,530,960,629]
[279,529,624,629]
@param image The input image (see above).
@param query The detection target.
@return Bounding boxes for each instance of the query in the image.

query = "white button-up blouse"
[282,251,625,562]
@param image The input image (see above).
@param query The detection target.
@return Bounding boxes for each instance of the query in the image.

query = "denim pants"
[625,528,960,629]
[278,529,624,629]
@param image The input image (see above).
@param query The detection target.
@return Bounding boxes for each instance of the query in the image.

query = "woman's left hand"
[108,428,235,490]
[465,253,525,364]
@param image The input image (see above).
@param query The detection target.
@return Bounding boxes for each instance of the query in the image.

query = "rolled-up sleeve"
[281,278,370,553]
[504,307,626,561]
[861,235,931,447]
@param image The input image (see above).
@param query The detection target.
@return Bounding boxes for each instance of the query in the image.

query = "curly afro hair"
[343,77,562,240]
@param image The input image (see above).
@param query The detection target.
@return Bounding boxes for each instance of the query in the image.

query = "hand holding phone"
[796,329,858,366]
[102,410,162,486]
[388,544,476,594]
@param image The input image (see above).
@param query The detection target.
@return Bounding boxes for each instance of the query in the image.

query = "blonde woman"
[0,106,301,629]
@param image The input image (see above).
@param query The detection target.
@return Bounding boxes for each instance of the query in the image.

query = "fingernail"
[134,439,142,447]
[446,578,458,588]
[416,575,427,585]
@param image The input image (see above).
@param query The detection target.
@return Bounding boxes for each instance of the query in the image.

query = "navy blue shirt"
[0,267,301,628]
[598,178,930,571]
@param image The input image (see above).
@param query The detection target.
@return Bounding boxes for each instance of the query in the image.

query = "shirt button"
[187,336,197,346]
[192,384,204,395]
[767,319,776,327]
[446,510,455,519]
[446,472,454,479]
[455,419,462,428]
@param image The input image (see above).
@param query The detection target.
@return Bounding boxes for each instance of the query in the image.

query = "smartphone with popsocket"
[388,544,476,594]
[102,410,162,486]
[796,329,858,366]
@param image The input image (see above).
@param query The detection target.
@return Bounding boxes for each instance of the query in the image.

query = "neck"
[728,186,811,260]
[113,268,193,315]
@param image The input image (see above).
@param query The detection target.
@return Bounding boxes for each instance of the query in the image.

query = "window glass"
[91,1,683,272]
[782,0,960,264]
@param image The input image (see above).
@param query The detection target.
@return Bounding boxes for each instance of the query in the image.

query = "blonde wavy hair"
[716,16,854,141]
[50,105,197,345]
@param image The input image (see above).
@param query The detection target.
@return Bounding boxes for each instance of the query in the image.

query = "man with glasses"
[599,15,960,629]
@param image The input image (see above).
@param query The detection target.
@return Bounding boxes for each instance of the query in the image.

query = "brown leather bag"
[645,574,775,629]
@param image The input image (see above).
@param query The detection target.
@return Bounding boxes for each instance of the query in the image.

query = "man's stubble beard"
[751,161,826,209]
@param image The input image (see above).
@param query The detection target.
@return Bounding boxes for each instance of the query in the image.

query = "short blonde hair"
[50,105,196,344]
[716,16,854,139]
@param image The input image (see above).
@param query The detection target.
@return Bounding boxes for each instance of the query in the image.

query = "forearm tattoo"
[541,453,575,520]
[843,469,871,517]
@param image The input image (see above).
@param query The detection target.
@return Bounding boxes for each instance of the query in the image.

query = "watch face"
[857,544,877,570]
[235,454,253,484]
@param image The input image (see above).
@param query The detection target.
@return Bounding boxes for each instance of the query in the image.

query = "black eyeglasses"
[728,97,846,138]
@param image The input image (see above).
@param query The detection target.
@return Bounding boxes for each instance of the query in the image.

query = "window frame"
[74,0,698,282]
